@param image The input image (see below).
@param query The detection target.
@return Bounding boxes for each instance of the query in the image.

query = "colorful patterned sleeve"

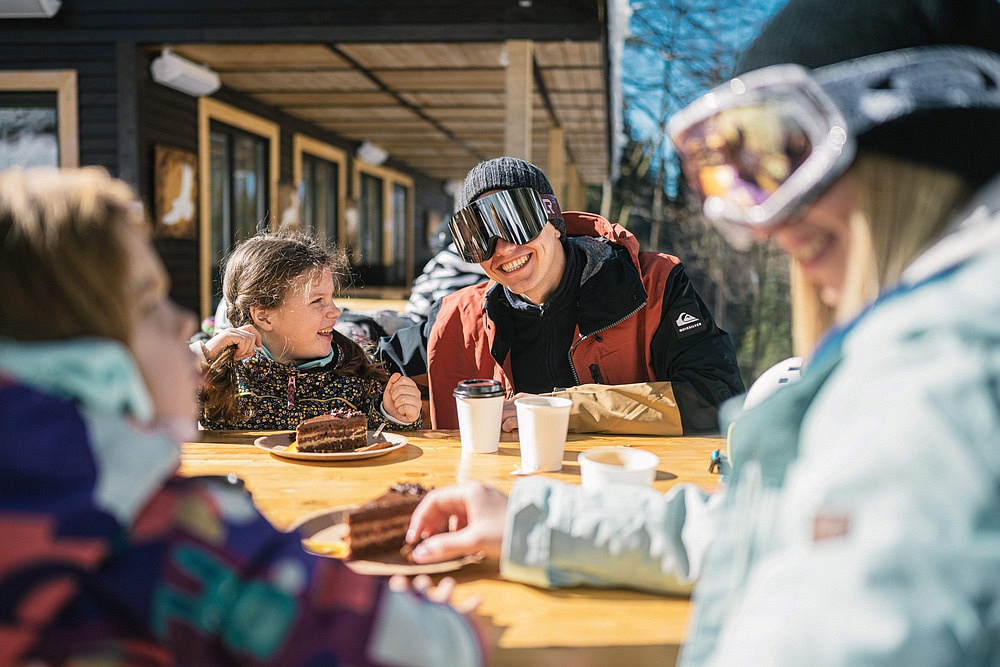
[139,476,482,665]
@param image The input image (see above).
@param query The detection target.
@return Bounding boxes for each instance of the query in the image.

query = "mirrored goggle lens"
[450,187,554,262]
[674,103,814,224]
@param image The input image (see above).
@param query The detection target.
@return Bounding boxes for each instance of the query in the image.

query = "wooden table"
[180,429,724,666]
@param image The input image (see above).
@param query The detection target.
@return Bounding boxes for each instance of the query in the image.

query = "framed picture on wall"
[425,209,444,246]
[154,144,198,239]
[277,181,302,231]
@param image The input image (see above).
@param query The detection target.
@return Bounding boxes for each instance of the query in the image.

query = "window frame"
[0,70,78,167]
[292,133,347,244]
[352,160,415,287]
[197,98,279,319]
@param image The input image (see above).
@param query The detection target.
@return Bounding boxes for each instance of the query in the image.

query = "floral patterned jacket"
[200,350,422,431]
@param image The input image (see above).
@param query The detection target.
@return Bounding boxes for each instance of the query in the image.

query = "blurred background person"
[405,222,488,321]
[0,167,484,666]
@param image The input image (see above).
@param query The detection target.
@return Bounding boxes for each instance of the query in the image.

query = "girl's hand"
[501,392,534,432]
[204,324,260,363]
[383,373,421,424]
[387,574,481,614]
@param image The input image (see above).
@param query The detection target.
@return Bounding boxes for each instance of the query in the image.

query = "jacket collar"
[0,337,154,422]
[901,174,1000,286]
[563,210,642,267]
[556,211,647,335]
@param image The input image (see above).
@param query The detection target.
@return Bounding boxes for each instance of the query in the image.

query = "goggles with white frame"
[450,187,563,262]
[668,46,1000,249]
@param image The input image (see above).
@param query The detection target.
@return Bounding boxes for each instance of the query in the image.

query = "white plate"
[254,431,408,461]
[292,506,485,575]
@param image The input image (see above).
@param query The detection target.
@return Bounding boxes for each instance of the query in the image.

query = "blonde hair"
[0,167,143,342]
[790,152,972,353]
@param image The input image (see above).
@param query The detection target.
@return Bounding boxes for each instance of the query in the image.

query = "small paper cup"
[578,446,659,491]
[515,396,572,472]
[454,379,505,454]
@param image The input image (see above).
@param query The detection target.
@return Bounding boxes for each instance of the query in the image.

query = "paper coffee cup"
[578,446,659,491]
[515,396,572,472]
[454,379,505,454]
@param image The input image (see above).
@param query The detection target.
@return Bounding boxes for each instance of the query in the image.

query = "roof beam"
[327,43,486,164]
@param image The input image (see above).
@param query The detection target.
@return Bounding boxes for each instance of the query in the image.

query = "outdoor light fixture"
[0,0,61,18]
[356,141,389,166]
[150,48,221,97]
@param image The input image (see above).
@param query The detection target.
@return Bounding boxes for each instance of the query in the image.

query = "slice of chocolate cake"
[344,483,428,559]
[295,408,367,453]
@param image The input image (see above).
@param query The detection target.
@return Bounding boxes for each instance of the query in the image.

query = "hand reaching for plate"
[405,481,508,564]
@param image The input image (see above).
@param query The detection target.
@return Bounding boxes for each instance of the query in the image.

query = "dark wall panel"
[0,44,119,175]
[0,1,602,42]
[412,173,452,271]
[138,50,201,315]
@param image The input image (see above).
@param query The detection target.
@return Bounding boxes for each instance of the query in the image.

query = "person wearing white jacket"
[404,0,1000,663]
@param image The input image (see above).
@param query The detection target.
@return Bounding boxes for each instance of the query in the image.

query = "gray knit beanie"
[458,157,567,235]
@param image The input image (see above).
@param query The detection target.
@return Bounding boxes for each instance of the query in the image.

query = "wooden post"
[546,126,565,203]
[504,39,533,160]
[566,162,582,211]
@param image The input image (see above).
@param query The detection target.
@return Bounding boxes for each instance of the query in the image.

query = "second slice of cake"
[344,482,428,559]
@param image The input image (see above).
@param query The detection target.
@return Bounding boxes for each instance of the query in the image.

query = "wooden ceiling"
[171,41,610,185]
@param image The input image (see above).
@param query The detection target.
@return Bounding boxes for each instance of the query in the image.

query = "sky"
[621,0,787,192]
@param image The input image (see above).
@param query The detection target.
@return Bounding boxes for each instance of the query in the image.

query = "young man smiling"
[426,157,744,434]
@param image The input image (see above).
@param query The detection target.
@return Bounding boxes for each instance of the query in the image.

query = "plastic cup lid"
[454,378,504,398]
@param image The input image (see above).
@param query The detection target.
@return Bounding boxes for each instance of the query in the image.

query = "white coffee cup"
[515,396,573,472]
[578,446,659,491]
[454,379,505,454]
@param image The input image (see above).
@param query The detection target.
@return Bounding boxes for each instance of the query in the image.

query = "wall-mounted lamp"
[151,48,221,97]
[356,141,389,166]
[0,0,61,18]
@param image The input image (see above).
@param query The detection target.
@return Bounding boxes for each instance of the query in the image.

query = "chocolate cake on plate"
[344,483,428,559]
[295,408,368,453]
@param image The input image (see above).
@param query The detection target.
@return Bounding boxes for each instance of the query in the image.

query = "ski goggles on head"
[668,46,1000,249]
[668,64,852,249]
[450,187,562,262]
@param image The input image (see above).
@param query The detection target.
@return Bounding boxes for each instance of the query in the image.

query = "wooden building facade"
[0,1,624,318]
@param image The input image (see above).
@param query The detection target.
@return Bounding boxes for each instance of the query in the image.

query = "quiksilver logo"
[675,311,703,335]
[676,312,699,326]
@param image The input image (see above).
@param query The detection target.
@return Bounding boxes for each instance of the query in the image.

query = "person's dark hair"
[200,232,387,423]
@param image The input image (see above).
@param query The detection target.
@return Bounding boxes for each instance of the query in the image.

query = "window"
[352,162,414,287]
[390,182,410,284]
[292,134,346,245]
[0,92,57,168]
[198,99,278,318]
[357,171,384,281]
[208,123,268,299]
[0,71,77,168]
